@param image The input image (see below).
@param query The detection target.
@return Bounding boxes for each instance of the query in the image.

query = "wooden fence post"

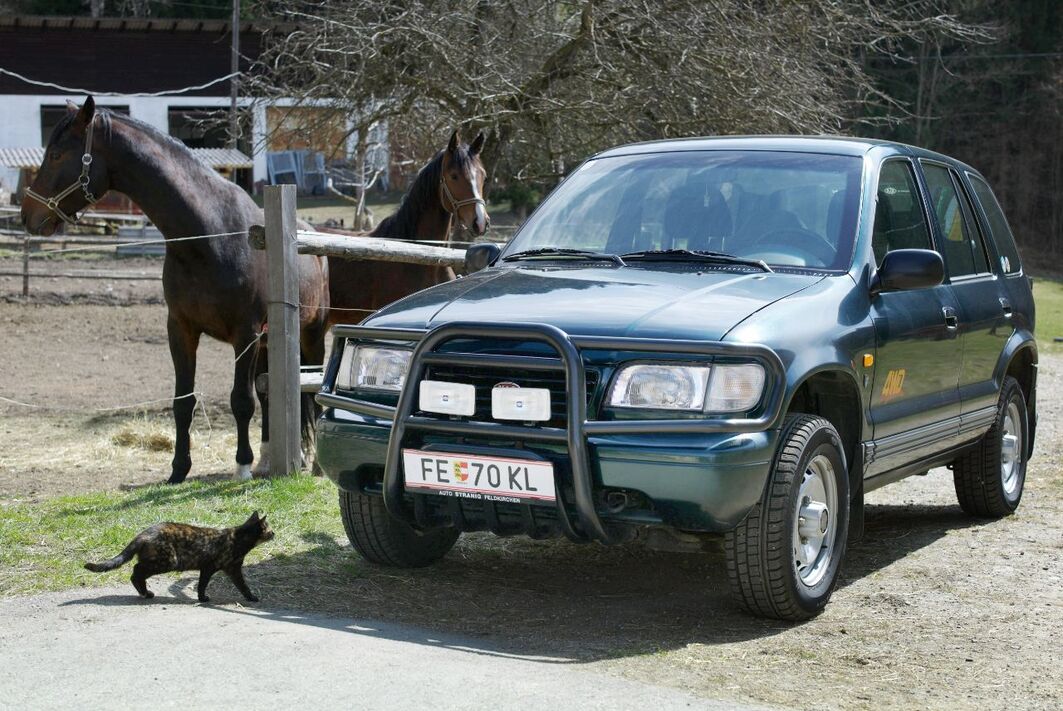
[264,185,302,476]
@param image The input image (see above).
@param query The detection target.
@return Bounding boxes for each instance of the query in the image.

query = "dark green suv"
[315,137,1036,620]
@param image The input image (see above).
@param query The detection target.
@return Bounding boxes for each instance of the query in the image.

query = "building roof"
[191,148,254,169]
[0,15,293,34]
[0,15,274,96]
[0,146,252,169]
[0,147,47,170]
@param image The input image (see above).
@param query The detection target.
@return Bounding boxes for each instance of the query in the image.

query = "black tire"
[953,375,1028,518]
[338,489,459,567]
[725,414,850,621]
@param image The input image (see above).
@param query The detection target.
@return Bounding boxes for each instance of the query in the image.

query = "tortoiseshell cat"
[85,512,274,602]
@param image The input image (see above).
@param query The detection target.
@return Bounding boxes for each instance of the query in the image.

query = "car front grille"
[422,364,599,428]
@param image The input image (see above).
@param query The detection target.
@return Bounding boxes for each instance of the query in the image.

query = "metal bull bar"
[317,321,787,544]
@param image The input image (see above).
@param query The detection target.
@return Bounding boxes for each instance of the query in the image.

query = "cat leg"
[225,565,259,602]
[197,568,216,603]
[130,563,154,599]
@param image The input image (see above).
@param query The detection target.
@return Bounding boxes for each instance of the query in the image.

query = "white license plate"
[402,449,556,504]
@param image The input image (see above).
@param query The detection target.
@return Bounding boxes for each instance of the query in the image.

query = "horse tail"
[84,537,141,572]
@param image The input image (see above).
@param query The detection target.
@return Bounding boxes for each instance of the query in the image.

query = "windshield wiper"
[621,249,772,273]
[503,247,626,267]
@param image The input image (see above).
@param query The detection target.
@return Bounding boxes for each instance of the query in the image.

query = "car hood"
[366,264,824,341]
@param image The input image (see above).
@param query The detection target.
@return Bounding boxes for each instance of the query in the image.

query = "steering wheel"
[751,228,836,267]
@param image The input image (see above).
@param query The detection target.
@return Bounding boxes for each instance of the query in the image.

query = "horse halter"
[24,114,101,226]
[439,171,486,218]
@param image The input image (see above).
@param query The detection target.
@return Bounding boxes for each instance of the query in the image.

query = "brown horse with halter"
[326,129,489,325]
[20,99,490,482]
[20,97,330,484]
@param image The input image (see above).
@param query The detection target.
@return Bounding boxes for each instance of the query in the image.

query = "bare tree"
[251,0,989,194]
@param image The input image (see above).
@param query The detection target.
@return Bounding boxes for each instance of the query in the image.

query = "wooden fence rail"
[254,184,472,476]
[247,225,468,269]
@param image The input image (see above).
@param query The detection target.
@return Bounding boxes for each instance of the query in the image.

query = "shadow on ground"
[60,500,992,663]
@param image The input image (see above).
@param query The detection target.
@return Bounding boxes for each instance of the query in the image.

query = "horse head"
[21,96,110,236]
[439,129,489,237]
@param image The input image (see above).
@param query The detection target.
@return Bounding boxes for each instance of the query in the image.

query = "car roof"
[591,135,981,175]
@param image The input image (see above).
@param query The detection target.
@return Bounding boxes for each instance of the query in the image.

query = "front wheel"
[952,375,1028,517]
[339,489,459,567]
[725,414,850,621]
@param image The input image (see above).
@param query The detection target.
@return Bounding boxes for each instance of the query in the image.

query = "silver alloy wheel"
[793,453,838,587]
[1000,401,1022,497]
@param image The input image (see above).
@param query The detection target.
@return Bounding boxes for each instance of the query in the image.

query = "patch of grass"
[0,476,346,597]
[1033,277,1063,350]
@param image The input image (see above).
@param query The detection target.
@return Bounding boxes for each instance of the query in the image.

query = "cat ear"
[245,511,260,525]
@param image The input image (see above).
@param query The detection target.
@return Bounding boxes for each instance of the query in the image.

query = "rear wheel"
[339,489,459,567]
[953,375,1027,517]
[725,414,850,621]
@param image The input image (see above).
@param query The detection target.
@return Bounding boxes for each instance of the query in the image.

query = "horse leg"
[300,322,328,473]
[167,317,199,485]
[252,346,270,477]
[231,333,258,481]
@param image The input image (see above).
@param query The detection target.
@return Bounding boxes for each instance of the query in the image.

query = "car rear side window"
[968,174,1022,275]
[921,163,991,278]
[872,160,932,266]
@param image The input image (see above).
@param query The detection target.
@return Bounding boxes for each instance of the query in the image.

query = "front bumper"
[318,410,779,533]
[316,321,785,542]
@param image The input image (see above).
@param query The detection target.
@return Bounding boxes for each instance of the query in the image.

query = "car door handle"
[943,306,958,329]
[999,297,1013,319]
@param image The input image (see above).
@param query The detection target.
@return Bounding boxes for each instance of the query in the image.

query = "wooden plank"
[265,185,302,477]
[300,371,323,393]
[248,224,466,269]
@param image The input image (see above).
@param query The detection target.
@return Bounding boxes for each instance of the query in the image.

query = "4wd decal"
[881,368,907,402]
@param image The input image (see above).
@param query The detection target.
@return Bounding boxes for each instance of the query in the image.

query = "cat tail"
[84,537,140,572]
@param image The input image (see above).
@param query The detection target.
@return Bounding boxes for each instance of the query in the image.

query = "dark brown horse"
[326,130,488,323]
[21,97,330,483]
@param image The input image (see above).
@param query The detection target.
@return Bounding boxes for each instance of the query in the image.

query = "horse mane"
[372,145,474,241]
[52,107,210,173]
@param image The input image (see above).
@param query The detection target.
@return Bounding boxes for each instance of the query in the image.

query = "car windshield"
[504,150,863,270]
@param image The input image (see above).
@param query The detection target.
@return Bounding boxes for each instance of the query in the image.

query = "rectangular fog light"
[491,386,551,421]
[419,380,476,417]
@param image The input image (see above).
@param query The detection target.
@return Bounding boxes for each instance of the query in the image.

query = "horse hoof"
[235,464,253,481]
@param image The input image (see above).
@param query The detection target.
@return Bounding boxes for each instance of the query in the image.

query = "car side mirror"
[464,242,500,274]
[871,249,944,295]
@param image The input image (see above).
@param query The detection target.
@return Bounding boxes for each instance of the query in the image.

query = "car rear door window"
[967,174,1022,275]
[922,163,990,278]
[872,160,932,266]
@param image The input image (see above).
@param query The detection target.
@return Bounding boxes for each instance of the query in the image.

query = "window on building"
[40,105,129,145]
[167,107,251,154]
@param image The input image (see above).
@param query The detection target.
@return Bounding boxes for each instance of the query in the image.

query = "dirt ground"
[1,259,1061,709]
